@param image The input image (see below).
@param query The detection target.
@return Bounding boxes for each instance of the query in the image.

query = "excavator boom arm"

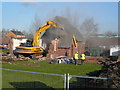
[72,34,78,48]
[32,21,57,46]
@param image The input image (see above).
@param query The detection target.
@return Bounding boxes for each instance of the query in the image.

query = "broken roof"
[41,16,83,48]
[58,35,72,48]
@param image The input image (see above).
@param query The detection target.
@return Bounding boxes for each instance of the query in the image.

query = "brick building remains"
[41,16,85,59]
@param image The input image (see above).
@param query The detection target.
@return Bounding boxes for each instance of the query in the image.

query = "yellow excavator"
[15,20,62,55]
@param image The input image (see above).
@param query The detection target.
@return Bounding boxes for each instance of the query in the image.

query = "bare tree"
[80,18,98,40]
[59,8,99,40]
[27,14,42,39]
[2,28,10,38]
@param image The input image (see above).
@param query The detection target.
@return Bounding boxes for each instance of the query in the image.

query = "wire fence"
[2,68,120,89]
[68,74,120,89]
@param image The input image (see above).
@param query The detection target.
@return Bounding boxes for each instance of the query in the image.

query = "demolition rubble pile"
[2,53,47,63]
[98,56,119,65]
[97,57,120,88]
[2,54,31,61]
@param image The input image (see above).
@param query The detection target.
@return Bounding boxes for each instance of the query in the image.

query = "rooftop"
[11,30,24,35]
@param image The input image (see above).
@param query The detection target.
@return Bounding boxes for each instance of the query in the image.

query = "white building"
[12,38,27,50]
[39,39,46,50]
[110,46,120,56]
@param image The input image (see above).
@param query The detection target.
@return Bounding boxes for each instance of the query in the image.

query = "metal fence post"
[64,74,66,90]
[67,73,69,90]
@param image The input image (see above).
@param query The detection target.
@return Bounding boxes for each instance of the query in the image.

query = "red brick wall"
[47,39,71,58]
[16,35,26,38]
[57,48,70,57]
[47,39,59,58]
[47,39,85,59]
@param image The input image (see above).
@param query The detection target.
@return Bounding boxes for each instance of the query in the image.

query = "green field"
[0,49,9,53]
[2,60,102,89]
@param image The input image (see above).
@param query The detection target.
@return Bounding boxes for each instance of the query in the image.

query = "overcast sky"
[1,1,119,34]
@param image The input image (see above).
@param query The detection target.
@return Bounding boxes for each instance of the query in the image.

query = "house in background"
[85,34,120,56]
[110,45,120,56]
[2,30,27,54]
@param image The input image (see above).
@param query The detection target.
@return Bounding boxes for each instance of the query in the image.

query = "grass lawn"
[2,60,102,89]
[0,49,9,53]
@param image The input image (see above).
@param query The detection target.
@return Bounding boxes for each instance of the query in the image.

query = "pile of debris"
[38,57,47,61]
[98,56,118,65]
[99,62,120,88]
[96,57,120,88]
[2,53,44,61]
[2,54,17,60]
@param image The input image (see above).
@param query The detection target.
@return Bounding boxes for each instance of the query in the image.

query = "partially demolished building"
[41,16,85,58]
